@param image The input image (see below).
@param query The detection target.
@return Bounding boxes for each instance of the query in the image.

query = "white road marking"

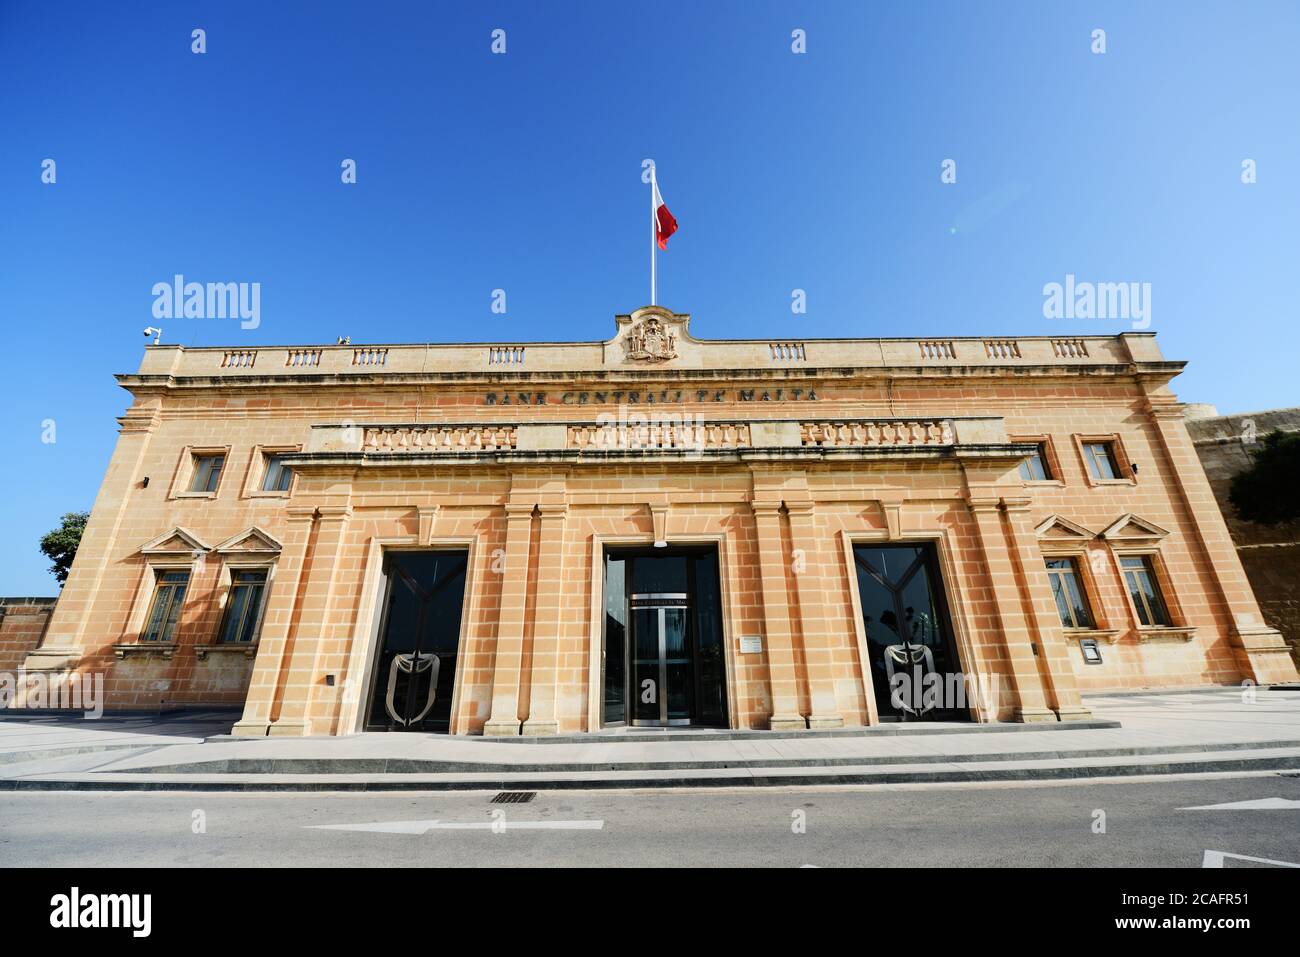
[306,819,442,834]
[1202,849,1300,868]
[306,819,604,833]
[1180,797,1300,810]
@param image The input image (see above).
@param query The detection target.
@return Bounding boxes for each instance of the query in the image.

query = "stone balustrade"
[800,419,953,448]
[569,422,751,451]
[361,425,517,452]
[132,332,1161,380]
[304,416,1012,459]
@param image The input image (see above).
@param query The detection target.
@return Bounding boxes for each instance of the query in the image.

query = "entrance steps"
[4,747,1300,791]
[5,739,1300,792]
[4,689,1300,791]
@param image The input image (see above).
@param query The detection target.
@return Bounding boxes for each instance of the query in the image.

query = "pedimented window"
[212,527,283,557]
[1034,515,1095,545]
[139,527,211,556]
[1099,514,1170,546]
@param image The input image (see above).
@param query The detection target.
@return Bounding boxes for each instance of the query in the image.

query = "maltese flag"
[652,177,678,250]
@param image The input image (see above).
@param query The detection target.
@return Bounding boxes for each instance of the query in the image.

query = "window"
[142,570,189,642]
[1044,558,1094,629]
[1120,555,1171,626]
[190,454,225,493]
[218,569,268,643]
[261,455,293,493]
[1019,444,1052,482]
[1083,441,1121,481]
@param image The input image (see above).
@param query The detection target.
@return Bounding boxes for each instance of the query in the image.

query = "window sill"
[1023,479,1065,488]
[195,642,259,660]
[113,642,178,660]
[1064,627,1121,644]
[174,491,218,500]
[1087,478,1136,488]
[246,490,291,500]
[1136,626,1197,643]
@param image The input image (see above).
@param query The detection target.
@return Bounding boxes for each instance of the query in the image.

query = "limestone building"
[24,307,1298,735]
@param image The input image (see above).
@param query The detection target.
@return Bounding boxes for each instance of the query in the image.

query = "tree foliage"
[39,511,89,585]
[1228,430,1300,526]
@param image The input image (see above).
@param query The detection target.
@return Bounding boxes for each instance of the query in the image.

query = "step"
[6,747,1299,792]
[203,719,1124,745]
[113,736,1300,776]
[0,742,165,766]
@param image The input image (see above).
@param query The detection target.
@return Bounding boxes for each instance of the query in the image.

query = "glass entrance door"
[852,543,965,721]
[629,593,692,726]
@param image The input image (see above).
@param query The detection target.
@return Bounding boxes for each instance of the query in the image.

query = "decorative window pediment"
[1100,513,1170,544]
[1034,515,1095,541]
[139,527,211,555]
[212,526,283,556]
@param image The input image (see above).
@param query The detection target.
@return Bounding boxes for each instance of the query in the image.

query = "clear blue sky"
[2,1,1297,593]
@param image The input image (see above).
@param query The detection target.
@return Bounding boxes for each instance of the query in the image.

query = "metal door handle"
[384,652,441,726]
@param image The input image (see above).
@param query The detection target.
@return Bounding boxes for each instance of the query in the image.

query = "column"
[784,502,844,728]
[522,504,568,736]
[483,503,535,736]
[231,506,317,736]
[751,502,806,730]
[967,501,1056,722]
[1147,402,1299,683]
[265,505,352,736]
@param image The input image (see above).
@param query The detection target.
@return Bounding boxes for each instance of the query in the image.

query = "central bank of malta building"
[27,307,1298,736]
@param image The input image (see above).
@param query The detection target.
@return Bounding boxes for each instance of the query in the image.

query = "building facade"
[1187,405,1300,668]
[23,307,1298,735]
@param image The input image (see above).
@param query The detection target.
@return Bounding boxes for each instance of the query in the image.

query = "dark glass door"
[366,550,468,732]
[853,543,965,721]
[603,548,728,728]
[630,595,691,726]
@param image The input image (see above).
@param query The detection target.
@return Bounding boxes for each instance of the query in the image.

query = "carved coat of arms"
[624,317,678,362]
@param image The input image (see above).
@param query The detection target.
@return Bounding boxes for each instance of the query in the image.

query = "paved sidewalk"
[1,689,1298,790]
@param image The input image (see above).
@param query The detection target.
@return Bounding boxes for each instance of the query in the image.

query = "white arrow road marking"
[306,819,604,833]
[1180,797,1300,810]
[1203,850,1300,868]
[307,820,443,834]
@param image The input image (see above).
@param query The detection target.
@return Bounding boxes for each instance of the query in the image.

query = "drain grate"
[491,791,536,804]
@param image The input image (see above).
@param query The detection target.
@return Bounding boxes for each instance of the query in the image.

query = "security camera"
[143,327,162,344]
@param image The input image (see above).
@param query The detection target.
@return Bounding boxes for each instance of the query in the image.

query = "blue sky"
[2,1,1298,593]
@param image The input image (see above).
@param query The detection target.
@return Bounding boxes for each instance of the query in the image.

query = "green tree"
[39,511,89,584]
[1229,430,1300,525]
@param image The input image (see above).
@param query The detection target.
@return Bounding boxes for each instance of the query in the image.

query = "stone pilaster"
[232,507,317,737]
[751,502,806,730]
[29,405,159,668]
[522,504,568,736]
[1001,498,1093,720]
[483,502,535,736]
[967,500,1057,722]
[1145,400,1299,683]
[261,504,352,736]
[784,502,844,728]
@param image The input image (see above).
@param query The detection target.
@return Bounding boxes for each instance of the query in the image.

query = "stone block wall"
[1187,406,1300,669]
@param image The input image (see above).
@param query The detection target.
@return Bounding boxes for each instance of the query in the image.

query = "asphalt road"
[2,773,1298,868]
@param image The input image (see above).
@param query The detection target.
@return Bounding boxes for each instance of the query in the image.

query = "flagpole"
[650,164,657,306]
